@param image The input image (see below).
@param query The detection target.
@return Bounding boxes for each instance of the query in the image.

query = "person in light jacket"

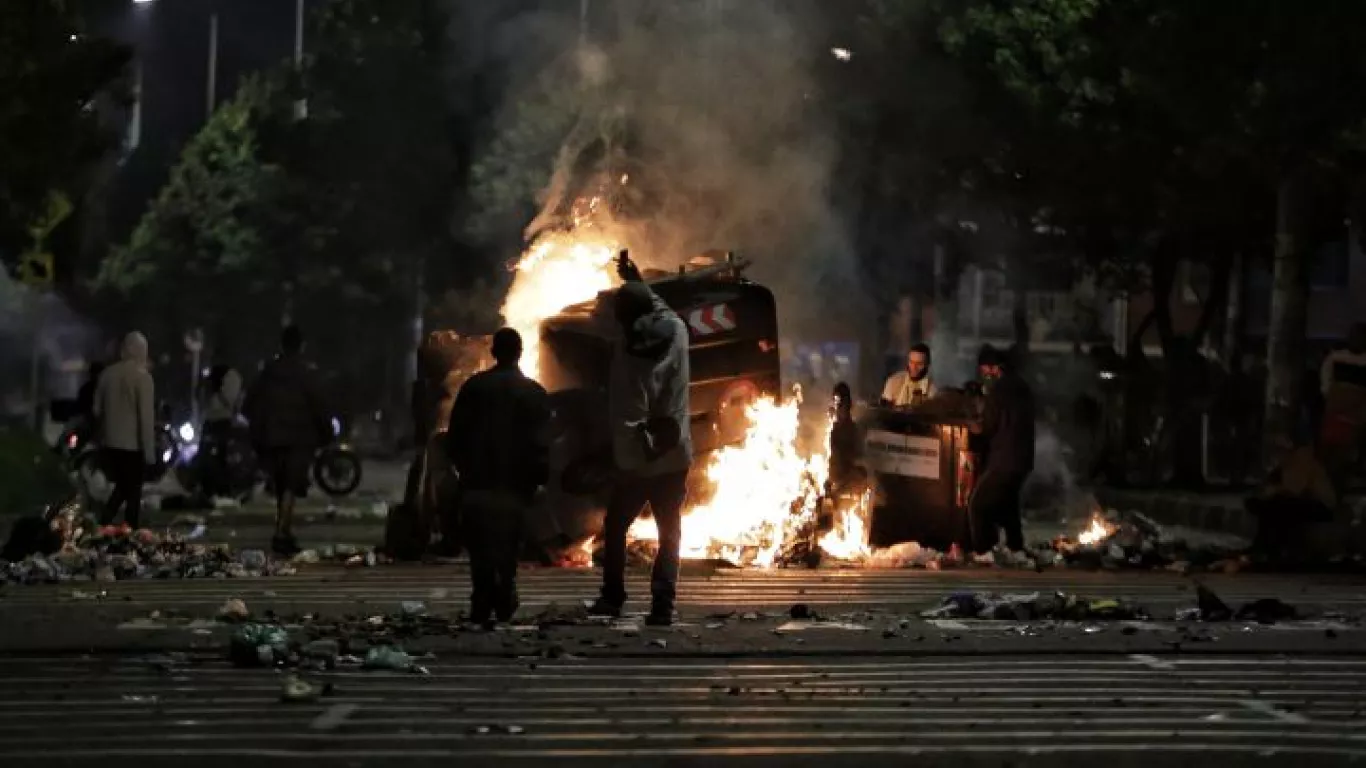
[93,331,156,529]
[589,253,692,626]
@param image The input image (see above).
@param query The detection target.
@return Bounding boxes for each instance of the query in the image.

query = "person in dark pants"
[243,326,331,556]
[444,328,551,626]
[93,332,156,529]
[590,252,693,626]
[968,345,1035,554]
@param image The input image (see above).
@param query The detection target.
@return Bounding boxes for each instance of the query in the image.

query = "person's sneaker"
[271,534,302,557]
[586,598,623,618]
[644,607,674,627]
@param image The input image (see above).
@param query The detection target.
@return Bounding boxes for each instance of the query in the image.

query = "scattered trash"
[920,590,1148,621]
[400,601,427,616]
[363,645,417,672]
[776,620,869,632]
[650,639,668,649]
[228,623,291,667]
[218,598,250,622]
[280,674,319,703]
[740,612,760,621]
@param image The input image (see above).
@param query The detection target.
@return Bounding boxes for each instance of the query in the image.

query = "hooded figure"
[590,254,692,626]
[93,331,156,528]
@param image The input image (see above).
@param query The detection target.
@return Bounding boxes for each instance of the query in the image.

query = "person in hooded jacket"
[589,252,692,626]
[242,325,331,555]
[93,332,156,529]
[968,345,1035,554]
[444,328,551,625]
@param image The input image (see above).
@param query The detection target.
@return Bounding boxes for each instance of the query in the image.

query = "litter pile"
[921,590,1148,621]
[1033,510,1246,572]
[0,497,380,584]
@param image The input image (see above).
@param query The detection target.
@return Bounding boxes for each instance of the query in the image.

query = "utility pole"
[579,0,589,49]
[206,11,219,120]
[294,0,308,120]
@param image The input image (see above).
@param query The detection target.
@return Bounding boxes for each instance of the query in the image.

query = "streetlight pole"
[206,11,219,120]
[294,0,307,120]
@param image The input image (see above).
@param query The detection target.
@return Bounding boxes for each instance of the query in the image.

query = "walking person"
[589,252,692,626]
[200,363,243,502]
[968,345,1035,555]
[93,332,156,529]
[242,325,331,556]
[444,328,552,626]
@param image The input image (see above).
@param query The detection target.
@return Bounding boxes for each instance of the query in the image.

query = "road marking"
[1130,654,1176,671]
[310,703,358,731]
[1239,699,1310,724]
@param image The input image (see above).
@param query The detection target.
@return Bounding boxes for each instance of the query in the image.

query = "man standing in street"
[968,345,1035,555]
[444,328,551,626]
[880,343,936,407]
[590,252,692,627]
[243,326,330,556]
[93,331,156,529]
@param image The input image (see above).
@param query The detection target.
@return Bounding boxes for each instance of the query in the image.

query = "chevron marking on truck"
[687,304,736,336]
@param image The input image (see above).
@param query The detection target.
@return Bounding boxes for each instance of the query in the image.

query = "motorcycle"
[176,416,363,500]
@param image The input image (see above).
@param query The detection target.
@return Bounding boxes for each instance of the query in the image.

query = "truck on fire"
[536,250,782,541]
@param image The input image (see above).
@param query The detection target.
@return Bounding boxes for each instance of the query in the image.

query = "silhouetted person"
[93,332,155,529]
[968,345,1035,553]
[828,382,864,493]
[243,325,330,556]
[444,328,551,625]
[590,252,692,626]
[200,363,243,500]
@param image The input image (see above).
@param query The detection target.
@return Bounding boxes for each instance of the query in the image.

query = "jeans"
[461,489,525,621]
[968,466,1027,554]
[101,448,145,529]
[600,470,689,610]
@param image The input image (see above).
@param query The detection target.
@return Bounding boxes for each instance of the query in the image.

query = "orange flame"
[500,226,872,568]
[1077,516,1112,546]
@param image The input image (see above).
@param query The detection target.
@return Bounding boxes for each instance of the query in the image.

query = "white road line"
[1239,699,1311,724]
[1130,654,1177,671]
[310,702,358,731]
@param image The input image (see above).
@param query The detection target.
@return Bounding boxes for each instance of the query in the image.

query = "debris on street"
[920,590,1149,621]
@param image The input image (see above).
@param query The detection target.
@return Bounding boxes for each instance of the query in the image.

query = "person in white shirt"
[880,343,937,406]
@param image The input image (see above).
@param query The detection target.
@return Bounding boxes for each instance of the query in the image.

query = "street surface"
[5,463,1363,765]
[3,653,1366,766]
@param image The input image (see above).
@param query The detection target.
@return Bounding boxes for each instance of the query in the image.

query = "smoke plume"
[468,0,867,342]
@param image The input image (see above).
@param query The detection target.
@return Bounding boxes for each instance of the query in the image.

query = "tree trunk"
[1263,171,1313,467]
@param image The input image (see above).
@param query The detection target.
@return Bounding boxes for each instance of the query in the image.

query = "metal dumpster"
[863,407,978,551]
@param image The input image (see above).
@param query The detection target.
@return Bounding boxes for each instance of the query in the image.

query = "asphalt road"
[3,653,1366,766]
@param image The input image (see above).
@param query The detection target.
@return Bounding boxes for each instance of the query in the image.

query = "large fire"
[627,395,873,567]
[500,228,873,566]
[500,231,618,380]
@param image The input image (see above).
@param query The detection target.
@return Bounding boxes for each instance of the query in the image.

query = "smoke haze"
[468,0,868,342]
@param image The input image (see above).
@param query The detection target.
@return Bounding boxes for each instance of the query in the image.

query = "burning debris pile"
[1035,510,1246,572]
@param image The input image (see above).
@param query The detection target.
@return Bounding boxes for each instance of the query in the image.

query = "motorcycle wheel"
[313,447,362,497]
